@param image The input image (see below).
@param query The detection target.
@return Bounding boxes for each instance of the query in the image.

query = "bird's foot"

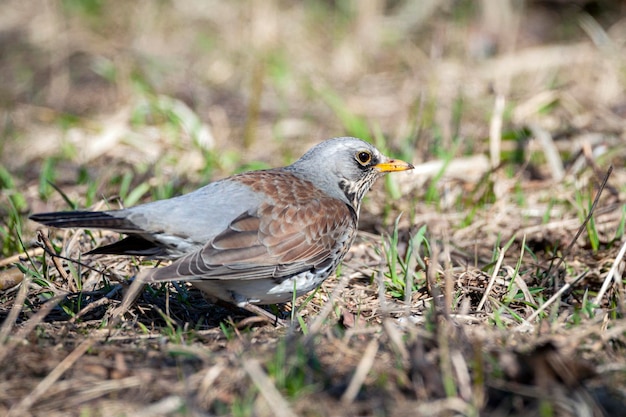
[239,304,288,328]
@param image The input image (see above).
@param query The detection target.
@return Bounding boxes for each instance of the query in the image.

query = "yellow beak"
[374,158,414,173]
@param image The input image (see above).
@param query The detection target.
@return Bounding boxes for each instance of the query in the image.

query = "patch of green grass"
[586,214,600,252]
[38,157,58,201]
[267,49,294,99]
[0,165,28,213]
[136,321,150,335]
[542,197,556,224]
[219,321,237,341]
[304,0,354,34]
[574,185,600,252]
[1,190,28,258]
[457,171,497,228]
[316,87,370,140]
[58,296,80,319]
[292,280,315,333]
[61,0,103,18]
[575,288,598,322]
[228,389,257,417]
[90,55,117,83]
[614,204,626,242]
[488,308,510,330]
[514,180,527,208]
[157,308,187,344]
[424,153,453,207]
[101,169,152,208]
[149,177,178,202]
[68,258,85,293]
[500,127,531,165]
[55,113,83,132]
[265,337,322,399]
[383,218,429,301]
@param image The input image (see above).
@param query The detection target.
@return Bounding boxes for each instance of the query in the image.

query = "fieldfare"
[30,137,414,321]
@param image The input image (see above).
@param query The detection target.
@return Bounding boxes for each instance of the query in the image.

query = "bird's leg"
[105,273,148,327]
[240,303,288,328]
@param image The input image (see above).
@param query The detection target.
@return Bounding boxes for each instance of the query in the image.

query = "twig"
[37,238,110,277]
[341,338,379,404]
[383,318,409,362]
[524,271,589,324]
[0,247,43,268]
[489,94,505,168]
[0,274,30,346]
[529,123,564,181]
[38,230,69,281]
[593,238,626,308]
[69,284,123,323]
[0,266,24,291]
[477,245,507,312]
[548,165,613,279]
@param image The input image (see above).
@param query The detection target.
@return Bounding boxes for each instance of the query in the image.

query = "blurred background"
[1,0,625,235]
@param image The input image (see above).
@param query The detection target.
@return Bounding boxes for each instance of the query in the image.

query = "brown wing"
[145,197,355,283]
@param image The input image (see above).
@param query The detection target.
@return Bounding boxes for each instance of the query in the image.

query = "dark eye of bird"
[357,151,371,165]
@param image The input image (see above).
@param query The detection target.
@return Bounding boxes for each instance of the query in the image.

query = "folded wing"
[144,197,355,283]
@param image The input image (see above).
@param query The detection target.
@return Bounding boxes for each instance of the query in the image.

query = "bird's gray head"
[287,137,414,212]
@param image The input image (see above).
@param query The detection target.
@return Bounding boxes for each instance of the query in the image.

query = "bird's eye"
[356,151,372,165]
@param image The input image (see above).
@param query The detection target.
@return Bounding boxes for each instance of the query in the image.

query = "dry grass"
[2,1,626,416]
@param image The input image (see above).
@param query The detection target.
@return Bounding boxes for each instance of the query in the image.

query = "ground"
[1,1,626,416]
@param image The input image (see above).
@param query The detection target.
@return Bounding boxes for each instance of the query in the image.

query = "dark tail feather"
[30,212,166,257]
[87,235,165,257]
[29,211,140,233]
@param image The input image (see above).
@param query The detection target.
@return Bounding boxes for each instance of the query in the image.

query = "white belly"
[191,268,332,306]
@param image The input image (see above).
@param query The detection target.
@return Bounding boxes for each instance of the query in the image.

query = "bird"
[30,137,414,322]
